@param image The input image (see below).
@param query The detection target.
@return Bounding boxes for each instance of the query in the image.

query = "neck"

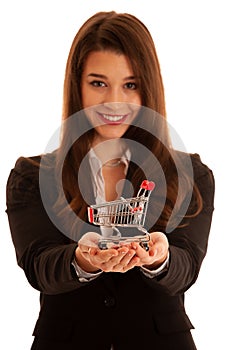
[102,158,124,167]
[91,138,128,165]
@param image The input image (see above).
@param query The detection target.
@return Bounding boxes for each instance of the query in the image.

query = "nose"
[103,87,127,112]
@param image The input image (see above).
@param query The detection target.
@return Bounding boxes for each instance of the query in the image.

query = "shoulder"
[8,151,56,179]
[7,155,41,190]
[190,154,215,202]
[6,152,56,210]
[173,150,215,207]
[190,153,215,208]
[173,150,214,183]
[190,153,214,182]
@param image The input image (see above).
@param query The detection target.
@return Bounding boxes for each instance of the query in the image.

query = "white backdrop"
[1,1,232,349]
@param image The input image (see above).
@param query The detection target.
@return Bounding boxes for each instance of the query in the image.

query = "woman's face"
[81,50,142,145]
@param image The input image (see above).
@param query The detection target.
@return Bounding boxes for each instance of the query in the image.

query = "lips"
[96,112,129,125]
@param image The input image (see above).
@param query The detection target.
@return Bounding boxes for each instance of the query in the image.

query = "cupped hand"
[132,231,169,269]
[76,232,140,273]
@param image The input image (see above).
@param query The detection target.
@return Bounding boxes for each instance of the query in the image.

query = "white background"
[0,1,232,349]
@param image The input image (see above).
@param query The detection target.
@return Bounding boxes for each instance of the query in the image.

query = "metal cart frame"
[87,180,155,250]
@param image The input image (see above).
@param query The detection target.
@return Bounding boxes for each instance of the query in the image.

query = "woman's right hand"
[75,232,140,273]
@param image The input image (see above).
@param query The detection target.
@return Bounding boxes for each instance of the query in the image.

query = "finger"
[89,248,119,266]
[78,232,102,249]
[131,242,139,250]
[98,248,130,271]
[113,254,140,272]
[134,244,149,259]
[113,248,137,266]
[78,244,91,255]
[149,247,157,257]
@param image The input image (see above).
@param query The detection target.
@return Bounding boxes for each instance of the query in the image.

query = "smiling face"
[81,51,142,145]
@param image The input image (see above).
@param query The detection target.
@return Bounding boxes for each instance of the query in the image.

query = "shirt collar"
[88,146,131,204]
[88,146,131,177]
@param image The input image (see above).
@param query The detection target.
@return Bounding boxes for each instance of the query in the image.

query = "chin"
[96,126,129,140]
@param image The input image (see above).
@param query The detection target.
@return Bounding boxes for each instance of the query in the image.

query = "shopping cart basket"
[87,180,155,250]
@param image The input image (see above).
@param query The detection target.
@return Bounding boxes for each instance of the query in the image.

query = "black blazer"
[6,152,214,350]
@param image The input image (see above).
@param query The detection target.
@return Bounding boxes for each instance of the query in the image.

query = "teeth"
[102,114,125,122]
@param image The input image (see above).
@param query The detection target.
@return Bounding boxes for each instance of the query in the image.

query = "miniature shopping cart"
[87,180,155,250]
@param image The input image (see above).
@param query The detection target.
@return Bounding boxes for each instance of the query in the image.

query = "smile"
[97,112,129,124]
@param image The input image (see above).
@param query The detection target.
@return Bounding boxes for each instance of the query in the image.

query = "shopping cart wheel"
[140,241,149,251]
[98,241,108,250]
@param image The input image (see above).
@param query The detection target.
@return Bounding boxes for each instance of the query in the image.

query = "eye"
[90,80,107,88]
[124,82,137,90]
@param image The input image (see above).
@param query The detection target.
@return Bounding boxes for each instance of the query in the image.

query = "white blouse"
[72,147,169,282]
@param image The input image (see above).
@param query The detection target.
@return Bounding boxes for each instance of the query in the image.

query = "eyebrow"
[87,73,136,80]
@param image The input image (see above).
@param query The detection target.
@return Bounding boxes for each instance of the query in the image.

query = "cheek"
[81,84,93,109]
[82,90,102,109]
[131,93,142,106]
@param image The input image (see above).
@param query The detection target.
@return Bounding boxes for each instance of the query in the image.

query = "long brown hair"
[55,11,202,235]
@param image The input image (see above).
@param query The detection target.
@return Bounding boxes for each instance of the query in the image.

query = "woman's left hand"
[132,231,169,270]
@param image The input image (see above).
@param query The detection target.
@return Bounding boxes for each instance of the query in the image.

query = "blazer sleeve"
[6,157,85,295]
[141,154,215,296]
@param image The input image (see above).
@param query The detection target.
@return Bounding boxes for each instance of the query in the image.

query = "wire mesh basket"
[87,180,155,249]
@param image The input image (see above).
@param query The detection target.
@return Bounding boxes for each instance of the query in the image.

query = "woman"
[6,11,215,350]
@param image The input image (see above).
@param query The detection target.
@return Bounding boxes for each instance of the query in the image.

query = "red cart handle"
[140,180,155,191]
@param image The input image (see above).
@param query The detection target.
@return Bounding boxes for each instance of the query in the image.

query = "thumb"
[78,232,101,247]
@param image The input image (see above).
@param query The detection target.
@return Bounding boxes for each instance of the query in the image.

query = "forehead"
[83,50,134,77]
